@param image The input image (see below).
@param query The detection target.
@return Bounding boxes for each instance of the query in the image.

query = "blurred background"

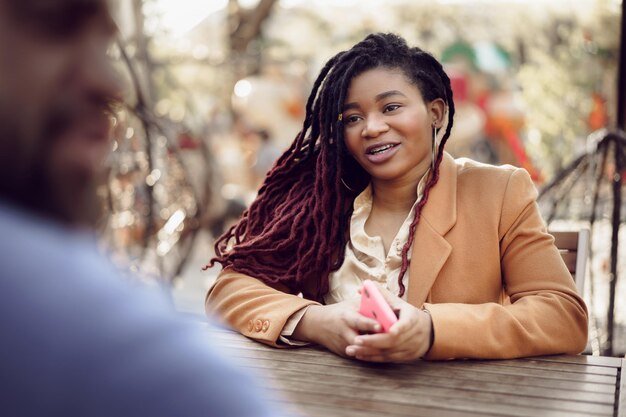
[102,0,624,355]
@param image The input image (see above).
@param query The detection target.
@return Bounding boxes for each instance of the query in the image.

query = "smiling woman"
[205,33,588,362]
[342,69,442,184]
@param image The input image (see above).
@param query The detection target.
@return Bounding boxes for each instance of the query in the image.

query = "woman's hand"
[345,286,433,363]
[292,299,381,357]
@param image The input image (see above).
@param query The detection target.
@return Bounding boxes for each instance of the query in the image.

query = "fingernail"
[355,337,364,345]
[346,347,355,356]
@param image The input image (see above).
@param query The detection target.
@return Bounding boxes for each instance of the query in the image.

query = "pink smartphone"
[358,280,398,333]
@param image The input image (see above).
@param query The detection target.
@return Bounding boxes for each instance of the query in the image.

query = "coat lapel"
[407,152,457,306]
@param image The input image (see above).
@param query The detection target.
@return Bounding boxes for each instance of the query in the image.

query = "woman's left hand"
[345,285,433,363]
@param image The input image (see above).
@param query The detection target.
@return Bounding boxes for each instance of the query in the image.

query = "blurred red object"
[179,131,200,150]
[447,67,467,103]
[587,92,609,131]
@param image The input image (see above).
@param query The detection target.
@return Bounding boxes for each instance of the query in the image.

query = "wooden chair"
[550,229,590,295]
[551,229,598,354]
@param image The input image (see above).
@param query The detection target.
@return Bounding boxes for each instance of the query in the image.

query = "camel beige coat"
[206,152,588,360]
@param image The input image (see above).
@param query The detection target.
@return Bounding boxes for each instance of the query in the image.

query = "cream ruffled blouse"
[324,171,429,304]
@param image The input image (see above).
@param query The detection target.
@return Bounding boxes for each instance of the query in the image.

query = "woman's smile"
[364,141,401,163]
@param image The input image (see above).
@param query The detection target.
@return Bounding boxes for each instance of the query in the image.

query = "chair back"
[551,229,590,295]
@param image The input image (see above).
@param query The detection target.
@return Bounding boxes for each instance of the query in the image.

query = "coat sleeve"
[205,269,319,347]
[424,168,588,360]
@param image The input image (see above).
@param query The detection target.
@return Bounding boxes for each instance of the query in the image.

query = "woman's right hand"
[292,299,381,357]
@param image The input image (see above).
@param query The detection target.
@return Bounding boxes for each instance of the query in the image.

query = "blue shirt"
[0,203,281,417]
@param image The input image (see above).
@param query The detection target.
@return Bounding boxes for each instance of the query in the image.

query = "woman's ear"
[428,98,446,129]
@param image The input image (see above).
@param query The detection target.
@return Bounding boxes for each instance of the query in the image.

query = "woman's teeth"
[369,144,396,154]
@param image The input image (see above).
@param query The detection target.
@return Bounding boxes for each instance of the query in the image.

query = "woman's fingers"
[333,286,433,362]
[347,305,429,360]
[355,307,418,346]
[389,305,419,334]
[344,310,381,334]
[353,331,399,349]
[345,344,380,358]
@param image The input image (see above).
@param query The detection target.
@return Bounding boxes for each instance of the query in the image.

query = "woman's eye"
[384,104,400,113]
[346,115,361,124]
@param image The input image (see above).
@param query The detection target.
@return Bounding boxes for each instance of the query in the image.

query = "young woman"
[205,33,587,361]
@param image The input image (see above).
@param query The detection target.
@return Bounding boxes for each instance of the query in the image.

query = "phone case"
[358,280,398,332]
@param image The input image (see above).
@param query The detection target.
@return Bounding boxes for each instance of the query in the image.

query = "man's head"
[0,0,123,227]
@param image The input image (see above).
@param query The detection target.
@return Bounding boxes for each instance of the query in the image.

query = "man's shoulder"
[0,204,116,291]
[0,206,280,417]
[0,203,172,341]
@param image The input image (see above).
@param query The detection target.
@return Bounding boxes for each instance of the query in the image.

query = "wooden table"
[207,327,625,417]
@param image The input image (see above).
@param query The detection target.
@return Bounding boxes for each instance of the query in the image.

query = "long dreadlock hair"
[207,33,455,302]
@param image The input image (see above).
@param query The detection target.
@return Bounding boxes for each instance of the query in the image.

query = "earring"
[341,177,357,193]
[431,125,438,172]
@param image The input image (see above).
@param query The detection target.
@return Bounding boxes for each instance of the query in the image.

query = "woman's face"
[342,67,444,186]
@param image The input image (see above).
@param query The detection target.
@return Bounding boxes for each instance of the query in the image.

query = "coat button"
[247,320,254,332]
[254,319,263,332]
[262,320,270,332]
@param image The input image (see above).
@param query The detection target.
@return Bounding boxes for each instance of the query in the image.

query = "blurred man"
[0,1,282,416]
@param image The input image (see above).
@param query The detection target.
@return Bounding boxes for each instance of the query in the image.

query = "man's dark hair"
[6,0,112,37]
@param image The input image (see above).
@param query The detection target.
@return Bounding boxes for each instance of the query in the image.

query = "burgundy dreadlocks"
[207,33,455,302]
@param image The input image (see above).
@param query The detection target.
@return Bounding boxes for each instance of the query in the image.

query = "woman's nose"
[361,114,389,138]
